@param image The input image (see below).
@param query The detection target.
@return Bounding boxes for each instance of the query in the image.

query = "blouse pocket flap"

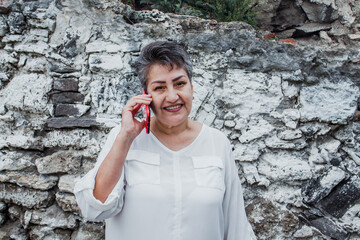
[192,156,224,169]
[126,150,160,165]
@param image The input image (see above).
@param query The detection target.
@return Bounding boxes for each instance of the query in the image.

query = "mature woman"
[74,41,255,240]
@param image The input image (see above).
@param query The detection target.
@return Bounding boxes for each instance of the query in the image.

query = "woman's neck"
[151,117,192,136]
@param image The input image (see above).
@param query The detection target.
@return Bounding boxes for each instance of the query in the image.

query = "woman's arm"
[93,94,152,203]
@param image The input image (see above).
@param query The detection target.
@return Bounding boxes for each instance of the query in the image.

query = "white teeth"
[165,105,181,110]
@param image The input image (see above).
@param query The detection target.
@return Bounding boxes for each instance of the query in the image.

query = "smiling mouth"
[164,104,183,111]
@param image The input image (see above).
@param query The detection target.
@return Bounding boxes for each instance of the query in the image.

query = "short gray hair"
[136,41,193,92]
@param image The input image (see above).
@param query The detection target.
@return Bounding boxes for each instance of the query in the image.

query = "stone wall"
[0,0,359,239]
[256,0,360,45]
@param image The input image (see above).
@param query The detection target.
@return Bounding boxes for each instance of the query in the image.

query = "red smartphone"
[142,88,150,134]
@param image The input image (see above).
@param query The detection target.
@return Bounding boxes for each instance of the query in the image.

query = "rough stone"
[281,70,304,82]
[0,74,52,114]
[271,0,307,31]
[54,104,90,117]
[50,92,84,104]
[7,12,26,34]
[89,53,128,73]
[0,183,54,209]
[246,197,299,239]
[258,151,312,182]
[53,78,79,91]
[299,79,359,124]
[233,143,262,162]
[319,176,360,218]
[24,57,48,73]
[1,132,43,150]
[35,150,82,174]
[86,40,139,53]
[71,222,105,240]
[215,70,283,120]
[45,116,102,129]
[0,172,58,190]
[302,167,346,204]
[0,151,35,171]
[43,129,93,149]
[0,202,6,212]
[301,0,338,23]
[29,225,71,240]
[14,41,49,55]
[282,109,300,129]
[0,221,27,240]
[26,204,78,229]
[265,135,307,150]
[277,129,302,140]
[0,15,8,37]
[56,192,80,213]
[58,175,80,194]
[307,217,349,240]
[295,23,332,36]
[238,118,274,143]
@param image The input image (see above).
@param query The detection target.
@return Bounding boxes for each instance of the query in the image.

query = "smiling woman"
[74,41,256,240]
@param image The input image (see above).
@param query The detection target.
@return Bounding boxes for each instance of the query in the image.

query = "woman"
[74,41,255,240]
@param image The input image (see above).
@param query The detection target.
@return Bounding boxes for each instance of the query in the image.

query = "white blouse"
[74,124,256,240]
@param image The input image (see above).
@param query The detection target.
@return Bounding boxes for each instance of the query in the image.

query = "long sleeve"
[74,125,126,221]
[222,140,256,240]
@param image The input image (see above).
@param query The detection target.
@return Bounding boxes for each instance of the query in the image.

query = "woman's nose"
[166,88,179,102]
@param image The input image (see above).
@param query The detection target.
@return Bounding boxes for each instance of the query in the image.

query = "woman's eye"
[154,86,164,91]
[176,81,186,87]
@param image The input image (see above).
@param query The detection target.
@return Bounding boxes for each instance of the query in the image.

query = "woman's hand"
[120,93,152,140]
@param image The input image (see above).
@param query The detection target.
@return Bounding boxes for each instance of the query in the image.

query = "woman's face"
[146,63,193,128]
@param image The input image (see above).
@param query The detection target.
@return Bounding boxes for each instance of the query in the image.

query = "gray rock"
[319,176,360,218]
[0,15,8,37]
[300,0,338,23]
[7,12,26,34]
[29,225,71,240]
[302,167,346,204]
[55,192,80,213]
[58,175,80,194]
[8,205,22,221]
[53,78,79,92]
[258,151,312,182]
[0,172,58,190]
[271,0,307,31]
[307,217,349,240]
[265,135,307,150]
[54,104,90,117]
[295,22,332,35]
[26,204,78,229]
[0,183,54,208]
[50,92,84,104]
[43,129,93,149]
[45,116,102,129]
[0,221,26,240]
[35,150,82,174]
[0,151,35,171]
[278,129,303,140]
[246,197,299,239]
[0,202,6,212]
[0,73,52,114]
[89,53,130,73]
[14,41,49,55]
[1,34,23,43]
[71,222,105,240]
[299,79,359,124]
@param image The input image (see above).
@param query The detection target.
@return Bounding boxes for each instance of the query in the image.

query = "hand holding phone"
[142,88,151,134]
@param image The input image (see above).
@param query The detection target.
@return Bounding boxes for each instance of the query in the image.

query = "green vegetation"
[122,0,259,27]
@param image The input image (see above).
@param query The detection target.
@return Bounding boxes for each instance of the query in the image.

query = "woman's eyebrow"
[151,75,185,85]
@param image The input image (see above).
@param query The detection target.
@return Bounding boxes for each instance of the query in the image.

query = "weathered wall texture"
[0,0,359,239]
[256,0,360,45]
